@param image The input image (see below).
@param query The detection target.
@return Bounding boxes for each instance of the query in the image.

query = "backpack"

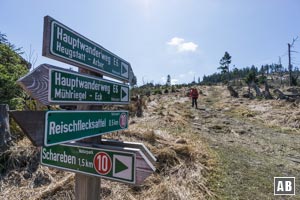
[190,88,198,98]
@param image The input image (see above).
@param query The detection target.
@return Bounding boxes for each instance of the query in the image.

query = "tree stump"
[273,89,287,100]
[0,104,11,151]
[136,95,143,117]
[263,82,273,99]
[251,82,262,97]
[227,86,239,98]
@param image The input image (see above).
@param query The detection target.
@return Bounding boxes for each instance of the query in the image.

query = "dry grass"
[0,90,214,200]
[9,84,300,199]
[0,138,38,174]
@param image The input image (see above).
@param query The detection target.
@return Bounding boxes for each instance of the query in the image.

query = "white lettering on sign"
[78,148,94,155]
[108,119,119,126]
[94,92,102,101]
[113,57,119,66]
[42,148,76,165]
[54,72,111,93]
[113,85,118,93]
[49,119,106,135]
[93,58,104,68]
[54,89,87,100]
[56,41,86,61]
[56,26,113,66]
[78,158,93,168]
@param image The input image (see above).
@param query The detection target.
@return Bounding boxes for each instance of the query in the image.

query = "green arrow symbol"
[122,65,127,74]
[115,157,128,173]
[122,89,127,98]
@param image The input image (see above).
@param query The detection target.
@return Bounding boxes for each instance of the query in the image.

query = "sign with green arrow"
[49,67,129,104]
[43,16,132,82]
[45,110,128,146]
[17,64,129,105]
[41,143,136,184]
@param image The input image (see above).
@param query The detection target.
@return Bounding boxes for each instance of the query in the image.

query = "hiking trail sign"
[41,142,156,185]
[17,64,129,105]
[11,15,155,191]
[43,16,134,83]
[44,110,128,146]
[10,110,128,147]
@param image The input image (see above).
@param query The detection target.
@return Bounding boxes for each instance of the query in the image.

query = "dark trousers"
[192,98,198,108]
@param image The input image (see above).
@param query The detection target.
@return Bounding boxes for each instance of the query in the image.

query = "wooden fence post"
[0,104,11,151]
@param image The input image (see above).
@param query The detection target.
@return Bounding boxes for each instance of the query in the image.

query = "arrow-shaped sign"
[43,16,132,82]
[100,139,157,166]
[17,64,130,106]
[10,110,128,147]
[41,142,156,185]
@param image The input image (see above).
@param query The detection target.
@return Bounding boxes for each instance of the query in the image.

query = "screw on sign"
[93,152,112,175]
[119,113,127,128]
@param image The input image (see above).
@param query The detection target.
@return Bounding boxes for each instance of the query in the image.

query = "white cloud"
[167,37,198,52]
[178,42,198,52]
[167,37,185,46]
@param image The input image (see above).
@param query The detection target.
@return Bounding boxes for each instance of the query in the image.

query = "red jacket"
[190,88,199,98]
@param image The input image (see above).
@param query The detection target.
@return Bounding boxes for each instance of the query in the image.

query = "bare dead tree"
[288,37,298,86]
[25,45,38,69]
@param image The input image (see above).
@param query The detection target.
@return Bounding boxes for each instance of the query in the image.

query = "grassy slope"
[200,86,300,200]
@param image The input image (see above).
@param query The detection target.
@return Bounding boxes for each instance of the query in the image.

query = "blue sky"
[1,0,300,85]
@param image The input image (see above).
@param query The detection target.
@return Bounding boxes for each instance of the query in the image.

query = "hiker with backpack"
[190,88,199,109]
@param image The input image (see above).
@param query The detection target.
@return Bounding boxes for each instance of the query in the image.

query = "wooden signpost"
[12,15,155,200]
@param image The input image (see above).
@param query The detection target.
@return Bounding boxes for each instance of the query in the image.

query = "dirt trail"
[191,86,300,199]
